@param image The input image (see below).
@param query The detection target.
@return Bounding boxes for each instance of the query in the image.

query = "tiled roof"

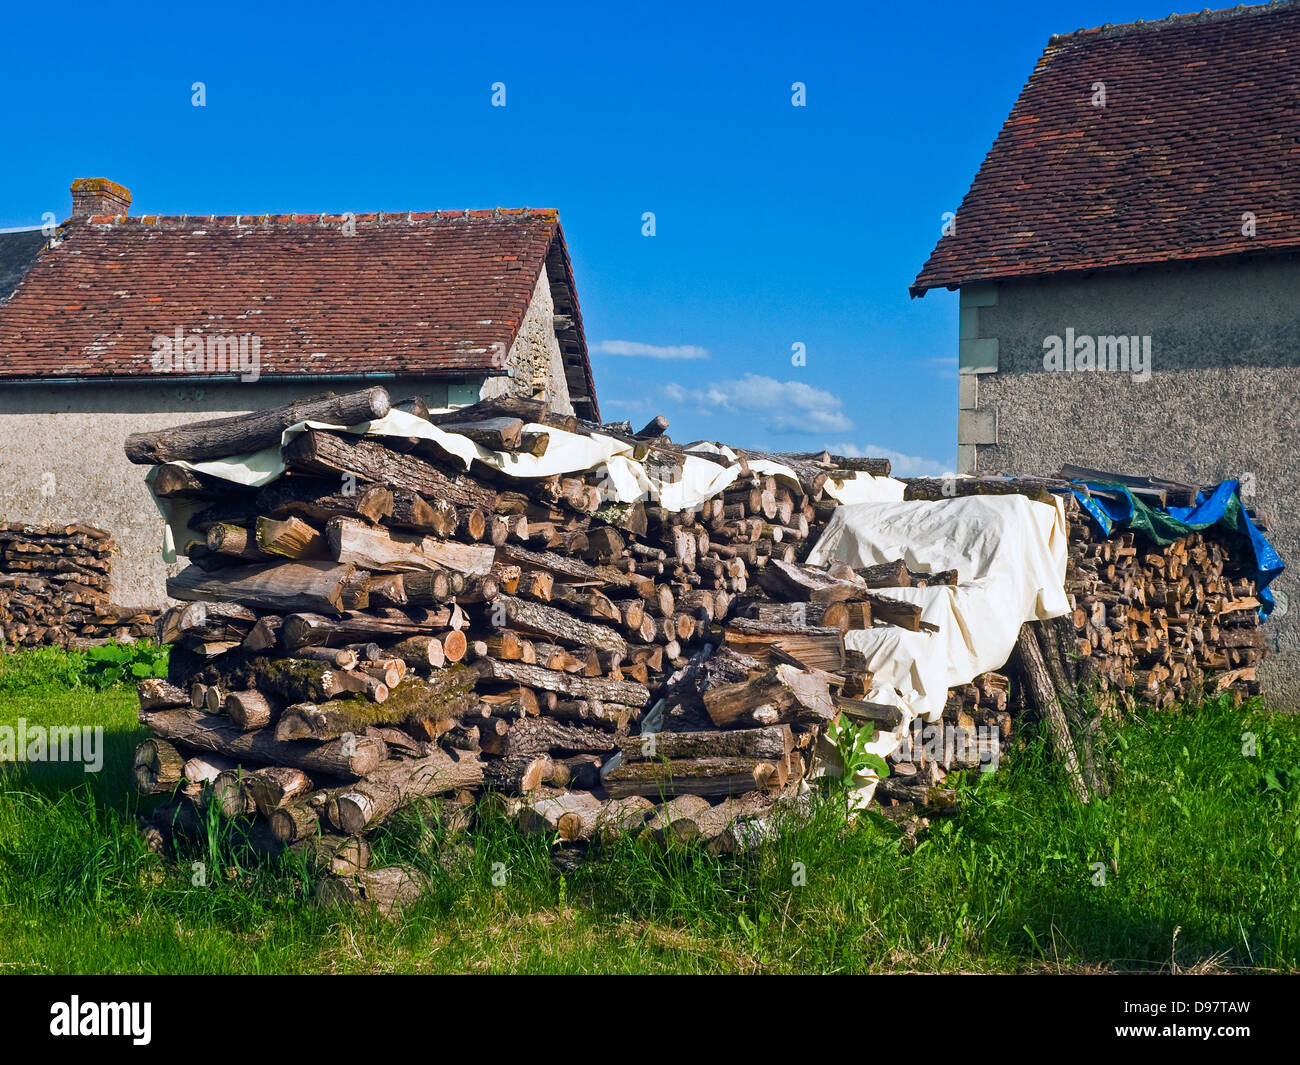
[912,1,1300,295]
[0,208,597,412]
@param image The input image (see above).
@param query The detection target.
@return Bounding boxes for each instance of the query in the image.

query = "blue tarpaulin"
[1070,480,1285,618]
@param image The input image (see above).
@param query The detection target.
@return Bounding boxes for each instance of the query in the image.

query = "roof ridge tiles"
[68,208,561,229]
[1049,0,1299,44]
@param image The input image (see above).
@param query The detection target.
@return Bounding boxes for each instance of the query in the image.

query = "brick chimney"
[70,177,132,218]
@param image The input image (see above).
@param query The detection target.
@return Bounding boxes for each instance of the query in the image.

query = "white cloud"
[832,442,953,478]
[592,340,709,360]
[599,396,653,412]
[662,374,850,434]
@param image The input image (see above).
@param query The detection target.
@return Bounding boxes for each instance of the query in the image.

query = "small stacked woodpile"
[899,469,1274,807]
[0,522,156,649]
[904,470,1270,712]
[128,388,919,907]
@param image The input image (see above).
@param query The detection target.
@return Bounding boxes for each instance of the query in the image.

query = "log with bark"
[125,387,392,465]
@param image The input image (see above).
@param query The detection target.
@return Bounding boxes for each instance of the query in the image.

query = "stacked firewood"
[128,388,918,904]
[0,522,156,648]
[904,473,1270,712]
[1064,503,1267,712]
[125,389,1275,900]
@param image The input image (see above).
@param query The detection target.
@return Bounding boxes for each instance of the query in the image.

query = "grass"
[0,646,1297,973]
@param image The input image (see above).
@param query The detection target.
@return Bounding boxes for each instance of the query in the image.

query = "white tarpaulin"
[804,493,1071,786]
[151,414,903,562]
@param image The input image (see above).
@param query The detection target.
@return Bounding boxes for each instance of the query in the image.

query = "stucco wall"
[0,377,464,607]
[959,255,1300,707]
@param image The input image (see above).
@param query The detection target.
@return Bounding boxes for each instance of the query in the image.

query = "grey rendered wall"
[0,377,462,607]
[959,255,1300,708]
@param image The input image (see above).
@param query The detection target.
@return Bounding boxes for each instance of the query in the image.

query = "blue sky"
[1,0,1198,474]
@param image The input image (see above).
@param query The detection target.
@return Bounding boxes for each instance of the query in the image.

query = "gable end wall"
[960,255,1300,708]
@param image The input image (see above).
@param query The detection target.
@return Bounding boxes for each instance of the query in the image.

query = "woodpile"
[130,389,920,903]
[873,470,1268,811]
[902,472,1269,711]
[1063,497,1267,711]
[879,471,1273,811]
[125,389,1276,894]
[0,522,156,649]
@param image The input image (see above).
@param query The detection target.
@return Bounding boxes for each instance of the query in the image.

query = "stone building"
[911,2,1299,706]
[0,178,599,604]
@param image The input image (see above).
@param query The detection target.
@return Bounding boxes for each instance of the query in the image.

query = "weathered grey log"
[125,387,391,464]
[862,593,927,632]
[401,569,453,605]
[639,795,712,841]
[167,560,355,615]
[291,646,359,669]
[853,560,911,588]
[139,707,385,778]
[386,634,446,668]
[157,600,258,644]
[595,795,656,842]
[483,751,556,793]
[281,611,423,650]
[636,415,670,438]
[383,490,451,536]
[284,429,497,510]
[834,697,904,729]
[604,754,788,799]
[705,794,814,854]
[1012,623,1091,803]
[736,600,849,632]
[207,769,256,818]
[481,716,619,792]
[181,752,238,785]
[904,475,1065,504]
[472,657,650,707]
[133,738,186,793]
[492,595,627,655]
[289,833,371,876]
[245,766,315,814]
[205,522,270,561]
[256,477,394,525]
[703,664,836,728]
[136,678,190,712]
[327,747,484,833]
[516,789,607,841]
[617,726,791,763]
[758,559,865,604]
[436,415,526,451]
[315,864,430,917]
[270,801,322,843]
[548,698,637,731]
[494,543,626,587]
[326,517,496,576]
[665,792,772,847]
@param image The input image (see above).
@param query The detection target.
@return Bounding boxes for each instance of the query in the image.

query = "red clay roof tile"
[0,209,594,411]
[912,2,1300,295]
